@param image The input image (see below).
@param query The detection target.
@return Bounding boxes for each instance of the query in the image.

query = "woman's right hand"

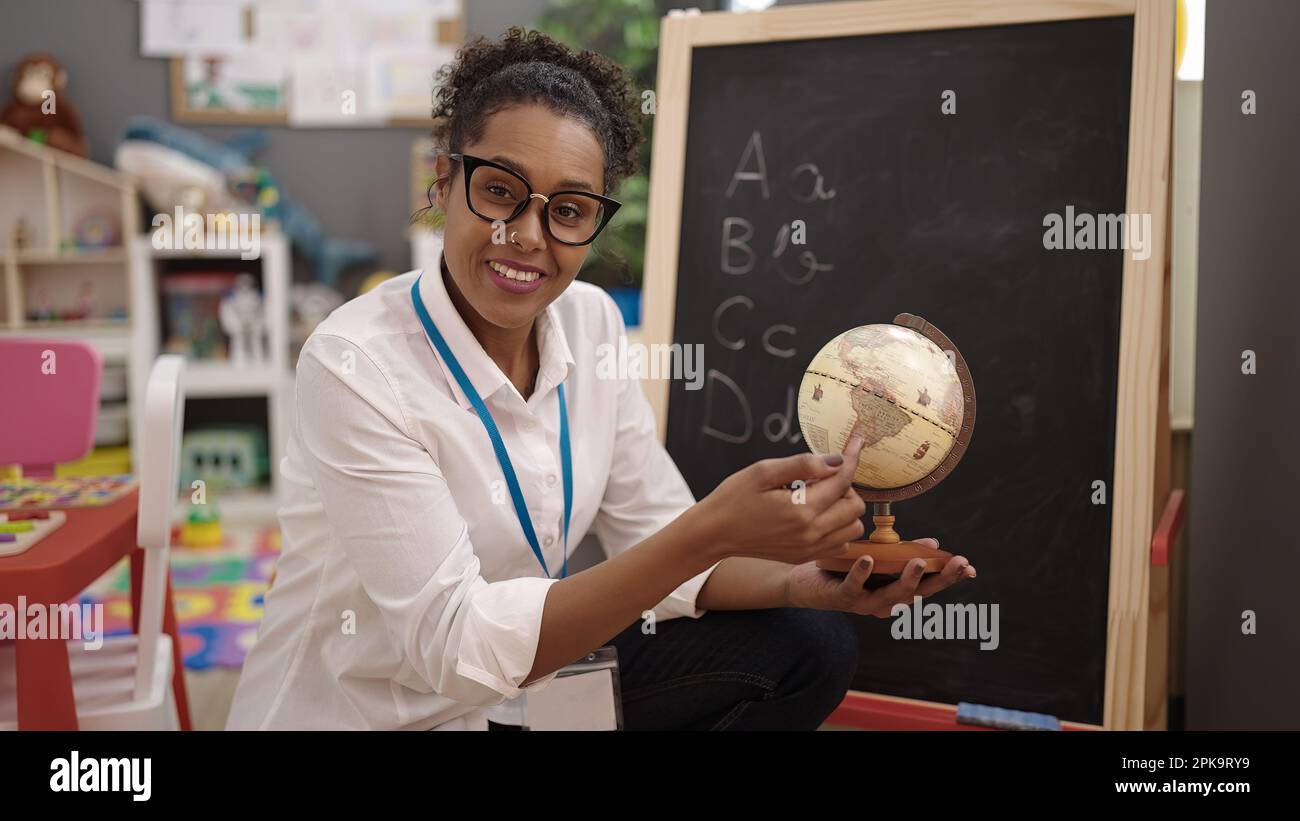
[694,436,868,564]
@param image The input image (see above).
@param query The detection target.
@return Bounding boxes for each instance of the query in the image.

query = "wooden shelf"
[14,248,127,265]
[11,317,130,330]
[0,322,132,359]
[1,133,138,371]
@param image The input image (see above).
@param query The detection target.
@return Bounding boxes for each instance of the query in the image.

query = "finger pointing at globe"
[799,323,964,490]
[693,435,868,565]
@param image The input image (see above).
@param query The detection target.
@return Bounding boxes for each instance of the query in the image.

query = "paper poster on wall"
[287,56,384,126]
[156,0,462,126]
[251,1,331,55]
[355,3,444,50]
[182,49,286,115]
[141,0,248,58]
[368,46,455,121]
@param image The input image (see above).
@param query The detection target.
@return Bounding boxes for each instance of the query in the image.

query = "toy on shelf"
[25,281,100,323]
[10,216,33,250]
[115,117,376,286]
[178,504,223,549]
[226,166,281,222]
[179,427,269,492]
[0,52,88,157]
[73,280,96,320]
[219,273,268,365]
[28,287,55,322]
[161,272,237,359]
[73,210,122,249]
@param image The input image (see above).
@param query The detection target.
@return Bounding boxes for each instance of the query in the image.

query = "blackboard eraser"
[956,701,1061,731]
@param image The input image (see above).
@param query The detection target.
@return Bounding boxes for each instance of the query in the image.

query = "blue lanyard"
[411,276,571,579]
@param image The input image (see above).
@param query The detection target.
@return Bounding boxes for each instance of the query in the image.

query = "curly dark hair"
[430,27,644,195]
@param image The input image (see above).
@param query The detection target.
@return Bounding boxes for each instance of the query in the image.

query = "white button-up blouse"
[226,268,719,730]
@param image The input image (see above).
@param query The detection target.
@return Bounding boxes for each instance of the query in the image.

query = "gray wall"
[0,0,550,286]
[1186,0,1300,729]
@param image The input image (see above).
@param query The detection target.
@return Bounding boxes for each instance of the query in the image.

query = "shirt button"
[545,474,557,487]
[522,420,537,432]
[543,535,555,547]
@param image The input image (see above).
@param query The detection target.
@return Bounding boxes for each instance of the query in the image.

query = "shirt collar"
[417,256,575,412]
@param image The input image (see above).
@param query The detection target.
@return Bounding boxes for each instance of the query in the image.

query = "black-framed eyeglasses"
[444,152,621,247]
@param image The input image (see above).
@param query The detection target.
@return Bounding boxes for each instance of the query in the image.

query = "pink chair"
[0,341,191,730]
[0,339,102,477]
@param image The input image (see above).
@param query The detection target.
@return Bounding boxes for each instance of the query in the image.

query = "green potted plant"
[534,0,662,326]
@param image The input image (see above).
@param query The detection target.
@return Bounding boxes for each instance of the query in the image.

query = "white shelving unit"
[129,229,292,520]
[1,128,143,453]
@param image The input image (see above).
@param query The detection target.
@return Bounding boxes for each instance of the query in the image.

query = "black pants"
[489,607,859,731]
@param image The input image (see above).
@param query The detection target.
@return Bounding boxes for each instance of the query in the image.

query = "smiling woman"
[225,27,974,732]
[423,31,639,394]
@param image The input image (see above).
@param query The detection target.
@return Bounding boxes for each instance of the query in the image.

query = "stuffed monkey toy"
[1,52,88,157]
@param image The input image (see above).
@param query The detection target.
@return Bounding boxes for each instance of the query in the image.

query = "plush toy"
[115,117,377,287]
[1,52,88,157]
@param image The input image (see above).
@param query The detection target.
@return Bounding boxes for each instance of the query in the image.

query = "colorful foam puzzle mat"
[78,525,281,671]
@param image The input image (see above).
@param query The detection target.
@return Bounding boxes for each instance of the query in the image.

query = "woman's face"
[434,104,606,331]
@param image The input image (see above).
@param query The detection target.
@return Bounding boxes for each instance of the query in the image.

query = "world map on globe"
[797,324,965,490]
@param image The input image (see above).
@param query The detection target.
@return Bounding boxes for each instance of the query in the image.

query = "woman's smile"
[485,257,549,294]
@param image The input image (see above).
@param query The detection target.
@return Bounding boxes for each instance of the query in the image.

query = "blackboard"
[657,15,1139,726]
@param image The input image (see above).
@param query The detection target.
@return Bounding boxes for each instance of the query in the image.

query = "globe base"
[816,538,952,576]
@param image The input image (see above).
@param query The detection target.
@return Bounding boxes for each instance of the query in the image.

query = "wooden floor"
[185,669,242,730]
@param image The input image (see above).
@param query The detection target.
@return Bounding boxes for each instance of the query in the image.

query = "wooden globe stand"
[813,313,976,579]
[817,501,953,575]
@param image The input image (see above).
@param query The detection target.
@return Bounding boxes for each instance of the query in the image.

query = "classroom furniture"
[128,355,187,726]
[0,338,101,476]
[642,0,1174,729]
[0,353,192,730]
[129,230,290,519]
[0,128,143,455]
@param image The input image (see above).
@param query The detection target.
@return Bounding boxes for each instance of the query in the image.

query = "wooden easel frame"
[641,0,1174,730]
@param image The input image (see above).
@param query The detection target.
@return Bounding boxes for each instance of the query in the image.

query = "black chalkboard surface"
[661,16,1134,725]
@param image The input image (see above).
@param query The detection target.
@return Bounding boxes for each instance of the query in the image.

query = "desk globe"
[796,313,976,575]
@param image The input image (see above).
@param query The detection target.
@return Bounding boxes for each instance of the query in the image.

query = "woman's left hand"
[783,538,976,617]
